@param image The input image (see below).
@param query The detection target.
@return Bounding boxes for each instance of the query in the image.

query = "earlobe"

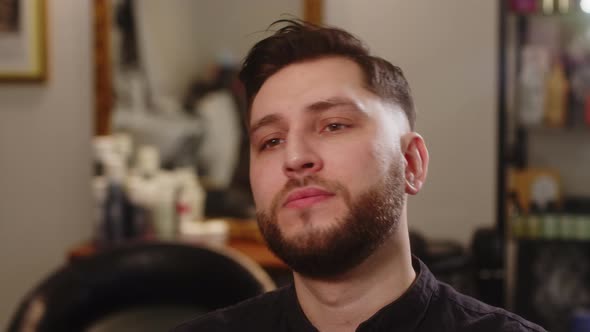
[402,133,429,195]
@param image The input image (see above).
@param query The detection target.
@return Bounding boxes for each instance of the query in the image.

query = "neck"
[292,215,415,332]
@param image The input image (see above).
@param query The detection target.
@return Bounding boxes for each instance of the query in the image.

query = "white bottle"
[127,145,161,219]
[112,132,133,167]
[135,145,160,179]
[175,167,206,223]
[519,45,550,127]
[93,135,116,175]
[92,175,108,244]
[129,145,178,240]
[153,172,179,240]
[101,155,129,246]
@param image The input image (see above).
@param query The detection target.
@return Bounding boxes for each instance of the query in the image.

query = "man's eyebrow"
[249,113,283,137]
[249,97,360,137]
[306,97,360,112]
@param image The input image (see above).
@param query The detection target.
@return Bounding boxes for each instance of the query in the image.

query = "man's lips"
[283,187,335,209]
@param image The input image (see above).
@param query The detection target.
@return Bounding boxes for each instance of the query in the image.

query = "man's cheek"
[253,178,278,210]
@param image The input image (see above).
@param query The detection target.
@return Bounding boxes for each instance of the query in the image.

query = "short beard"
[256,163,405,279]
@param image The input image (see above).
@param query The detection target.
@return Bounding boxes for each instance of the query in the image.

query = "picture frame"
[0,0,47,82]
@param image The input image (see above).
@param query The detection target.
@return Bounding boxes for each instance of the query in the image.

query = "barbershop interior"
[1,0,590,331]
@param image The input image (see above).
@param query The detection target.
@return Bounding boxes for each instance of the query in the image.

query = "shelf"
[501,7,590,330]
[515,238,590,244]
[523,124,590,134]
[508,10,590,19]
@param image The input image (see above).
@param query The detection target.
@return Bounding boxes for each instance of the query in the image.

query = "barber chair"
[410,231,474,295]
[410,228,505,307]
[7,242,275,332]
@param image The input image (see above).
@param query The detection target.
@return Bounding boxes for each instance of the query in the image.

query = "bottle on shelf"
[541,201,560,239]
[526,203,542,239]
[573,212,590,241]
[150,173,178,240]
[559,212,577,239]
[508,0,538,13]
[519,45,550,127]
[544,59,569,128]
[567,27,590,128]
[128,145,178,241]
[98,154,145,247]
[175,168,206,226]
[542,0,554,14]
[508,192,526,239]
[112,132,133,167]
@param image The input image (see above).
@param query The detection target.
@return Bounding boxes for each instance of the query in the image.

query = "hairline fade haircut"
[239,19,416,130]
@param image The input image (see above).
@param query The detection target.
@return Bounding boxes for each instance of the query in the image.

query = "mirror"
[92,0,322,218]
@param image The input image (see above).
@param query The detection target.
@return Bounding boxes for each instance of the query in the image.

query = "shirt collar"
[285,256,437,332]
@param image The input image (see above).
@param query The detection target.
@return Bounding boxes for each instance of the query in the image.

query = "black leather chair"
[410,228,505,306]
[8,242,275,332]
[410,230,474,295]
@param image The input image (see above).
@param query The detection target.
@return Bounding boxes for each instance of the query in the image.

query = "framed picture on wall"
[0,0,46,82]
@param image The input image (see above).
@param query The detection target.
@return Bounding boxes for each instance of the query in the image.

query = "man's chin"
[278,223,333,246]
[258,206,389,279]
[275,210,345,238]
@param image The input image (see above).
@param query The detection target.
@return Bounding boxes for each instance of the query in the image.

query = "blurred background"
[1,0,589,331]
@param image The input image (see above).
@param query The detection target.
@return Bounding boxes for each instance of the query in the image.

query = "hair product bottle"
[519,46,550,127]
[544,59,569,128]
[100,155,133,247]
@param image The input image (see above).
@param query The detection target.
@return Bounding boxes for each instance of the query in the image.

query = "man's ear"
[402,133,429,195]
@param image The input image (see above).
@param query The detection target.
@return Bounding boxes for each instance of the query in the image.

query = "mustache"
[270,175,351,213]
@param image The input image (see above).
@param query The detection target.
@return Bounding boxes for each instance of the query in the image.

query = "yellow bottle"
[544,61,569,128]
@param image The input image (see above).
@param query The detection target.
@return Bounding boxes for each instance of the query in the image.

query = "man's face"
[249,57,410,278]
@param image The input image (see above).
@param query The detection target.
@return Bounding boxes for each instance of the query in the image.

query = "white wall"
[194,0,302,68]
[134,0,205,100]
[0,0,93,328]
[326,1,498,245]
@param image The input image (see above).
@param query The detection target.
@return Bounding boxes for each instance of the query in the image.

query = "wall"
[133,0,205,100]
[325,1,498,245]
[0,0,93,328]
[193,0,302,68]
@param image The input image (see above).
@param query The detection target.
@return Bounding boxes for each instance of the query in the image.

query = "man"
[173,20,545,332]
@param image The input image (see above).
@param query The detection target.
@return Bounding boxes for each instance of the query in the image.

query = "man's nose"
[282,135,323,178]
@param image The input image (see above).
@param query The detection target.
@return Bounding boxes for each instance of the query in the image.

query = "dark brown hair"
[239,19,415,129]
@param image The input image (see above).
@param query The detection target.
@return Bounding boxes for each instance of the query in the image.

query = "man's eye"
[323,123,349,132]
[260,138,284,151]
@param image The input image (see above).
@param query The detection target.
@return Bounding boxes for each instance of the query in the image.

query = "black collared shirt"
[171,258,546,331]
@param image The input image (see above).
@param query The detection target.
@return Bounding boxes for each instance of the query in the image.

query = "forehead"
[250,57,371,125]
